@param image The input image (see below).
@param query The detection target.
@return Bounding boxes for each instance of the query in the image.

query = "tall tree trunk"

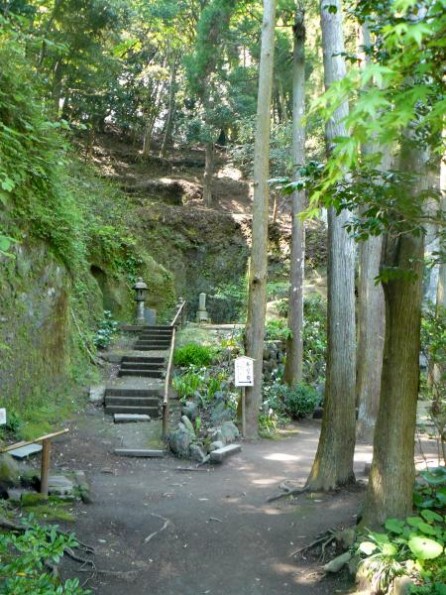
[306,0,357,490]
[142,74,166,157]
[245,0,277,439]
[202,142,215,207]
[362,139,428,527]
[435,135,446,307]
[356,23,386,442]
[356,235,385,441]
[284,7,306,387]
[432,136,446,461]
[160,58,178,158]
[52,60,64,116]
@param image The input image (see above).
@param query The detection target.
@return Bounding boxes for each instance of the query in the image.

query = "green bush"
[172,369,206,399]
[269,383,320,419]
[265,319,292,341]
[356,467,446,594]
[0,519,90,594]
[174,343,215,367]
[93,311,118,350]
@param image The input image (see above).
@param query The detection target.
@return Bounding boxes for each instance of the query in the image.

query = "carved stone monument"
[196,292,210,323]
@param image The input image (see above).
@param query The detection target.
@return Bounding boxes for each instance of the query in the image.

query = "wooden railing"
[1,429,69,496]
[162,299,186,437]
[170,297,186,328]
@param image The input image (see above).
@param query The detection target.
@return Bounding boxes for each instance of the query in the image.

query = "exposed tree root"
[144,513,171,544]
[266,484,309,502]
[289,529,336,559]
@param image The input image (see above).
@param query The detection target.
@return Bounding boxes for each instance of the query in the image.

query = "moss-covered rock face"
[133,203,250,323]
[0,240,100,408]
[89,252,175,322]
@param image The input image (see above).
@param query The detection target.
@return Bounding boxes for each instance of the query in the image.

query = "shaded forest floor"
[57,407,369,594]
[53,404,440,594]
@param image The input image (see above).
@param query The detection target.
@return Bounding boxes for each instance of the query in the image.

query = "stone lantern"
[133,277,148,325]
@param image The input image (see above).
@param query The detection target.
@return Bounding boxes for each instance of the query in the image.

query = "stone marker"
[114,448,165,457]
[196,292,210,323]
[113,413,151,423]
[9,444,42,459]
[209,444,242,464]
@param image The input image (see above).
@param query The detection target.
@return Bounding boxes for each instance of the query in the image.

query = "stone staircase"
[104,326,174,418]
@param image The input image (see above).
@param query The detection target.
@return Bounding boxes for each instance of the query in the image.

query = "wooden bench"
[1,429,69,497]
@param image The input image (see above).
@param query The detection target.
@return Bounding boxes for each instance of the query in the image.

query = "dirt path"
[54,407,376,595]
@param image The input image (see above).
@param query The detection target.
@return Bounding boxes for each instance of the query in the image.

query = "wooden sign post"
[234,356,254,437]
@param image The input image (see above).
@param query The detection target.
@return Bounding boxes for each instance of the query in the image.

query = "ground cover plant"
[0,515,90,594]
[356,466,446,594]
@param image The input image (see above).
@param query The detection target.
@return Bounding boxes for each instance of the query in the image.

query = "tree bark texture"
[284,8,306,387]
[355,23,386,442]
[306,0,357,490]
[160,58,178,158]
[245,0,276,439]
[362,140,428,527]
[203,141,215,207]
[356,235,385,442]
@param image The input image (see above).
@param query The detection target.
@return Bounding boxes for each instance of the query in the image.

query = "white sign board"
[0,408,6,426]
[234,356,254,387]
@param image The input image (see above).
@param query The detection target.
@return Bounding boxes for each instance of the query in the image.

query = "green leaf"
[1,177,15,192]
[385,518,405,534]
[408,535,443,560]
[421,509,443,524]
[407,516,437,535]
[421,468,446,486]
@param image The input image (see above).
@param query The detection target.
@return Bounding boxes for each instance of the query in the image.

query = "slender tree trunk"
[142,74,167,156]
[306,0,357,490]
[202,142,215,207]
[356,23,386,442]
[52,60,64,116]
[362,139,429,527]
[245,0,277,439]
[160,58,178,158]
[284,7,306,387]
[356,235,385,441]
[431,136,446,460]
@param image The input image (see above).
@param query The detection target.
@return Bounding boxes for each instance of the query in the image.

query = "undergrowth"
[0,516,90,594]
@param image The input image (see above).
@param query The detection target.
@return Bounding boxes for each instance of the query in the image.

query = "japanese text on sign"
[234,356,254,387]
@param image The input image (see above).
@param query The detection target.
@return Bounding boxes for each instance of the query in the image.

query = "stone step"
[137,335,172,341]
[114,448,165,457]
[114,413,151,423]
[105,388,161,398]
[122,356,165,364]
[118,369,164,378]
[136,340,171,346]
[134,345,171,352]
[105,395,160,407]
[105,405,160,416]
[120,361,164,371]
[138,330,173,336]
[209,444,242,464]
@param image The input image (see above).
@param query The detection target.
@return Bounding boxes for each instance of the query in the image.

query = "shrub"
[265,319,292,341]
[273,383,320,419]
[93,311,118,350]
[172,369,206,400]
[0,519,90,594]
[356,468,446,594]
[174,343,215,367]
